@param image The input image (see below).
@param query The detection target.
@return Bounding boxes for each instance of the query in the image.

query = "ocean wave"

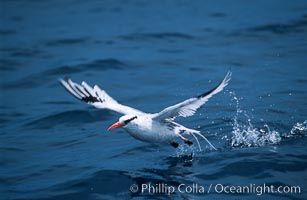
[1,58,126,89]
[49,139,86,149]
[23,109,113,130]
[46,58,125,76]
[0,29,16,35]
[0,59,21,71]
[209,12,227,18]
[10,48,43,58]
[247,14,307,35]
[45,37,90,47]
[120,32,195,41]
[16,169,133,200]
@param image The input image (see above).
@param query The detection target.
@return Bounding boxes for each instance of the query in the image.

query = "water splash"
[229,91,306,148]
[290,120,307,136]
[175,144,195,157]
[229,91,282,147]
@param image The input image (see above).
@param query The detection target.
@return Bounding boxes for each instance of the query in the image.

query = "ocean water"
[1,0,307,199]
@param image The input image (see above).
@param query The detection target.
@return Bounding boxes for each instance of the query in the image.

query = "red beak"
[107,122,124,131]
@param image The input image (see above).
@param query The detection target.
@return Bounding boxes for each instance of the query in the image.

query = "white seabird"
[60,71,231,150]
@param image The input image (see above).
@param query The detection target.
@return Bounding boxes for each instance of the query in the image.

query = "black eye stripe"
[124,116,137,124]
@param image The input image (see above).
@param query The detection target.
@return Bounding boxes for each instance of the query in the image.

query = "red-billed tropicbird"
[60,71,231,150]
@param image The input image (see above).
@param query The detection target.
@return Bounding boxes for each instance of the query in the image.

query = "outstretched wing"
[153,71,232,121]
[59,78,144,115]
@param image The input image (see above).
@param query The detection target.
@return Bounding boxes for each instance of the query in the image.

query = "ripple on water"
[0,58,127,89]
[46,58,126,76]
[0,59,21,71]
[45,37,90,47]
[23,109,113,130]
[120,32,195,41]
[38,170,134,200]
[247,14,307,34]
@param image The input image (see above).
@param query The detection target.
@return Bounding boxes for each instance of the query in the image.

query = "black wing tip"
[196,71,232,99]
[81,96,101,103]
[197,87,215,99]
[59,78,102,103]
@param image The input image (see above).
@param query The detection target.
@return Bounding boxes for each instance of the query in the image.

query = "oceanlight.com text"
[130,183,301,196]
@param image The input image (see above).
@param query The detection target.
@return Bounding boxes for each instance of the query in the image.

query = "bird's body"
[125,117,174,143]
[60,71,232,150]
[123,116,193,143]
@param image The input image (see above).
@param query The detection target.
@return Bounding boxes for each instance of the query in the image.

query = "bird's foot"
[170,140,179,148]
[184,139,193,146]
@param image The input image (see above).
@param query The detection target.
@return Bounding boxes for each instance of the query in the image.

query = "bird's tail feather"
[186,129,217,151]
[193,131,217,151]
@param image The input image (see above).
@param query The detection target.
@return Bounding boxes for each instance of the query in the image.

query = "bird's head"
[107,115,138,131]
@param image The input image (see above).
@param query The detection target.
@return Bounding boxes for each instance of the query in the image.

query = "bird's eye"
[124,116,137,124]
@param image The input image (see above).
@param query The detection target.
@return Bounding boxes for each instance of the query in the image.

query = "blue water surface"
[1,0,307,199]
